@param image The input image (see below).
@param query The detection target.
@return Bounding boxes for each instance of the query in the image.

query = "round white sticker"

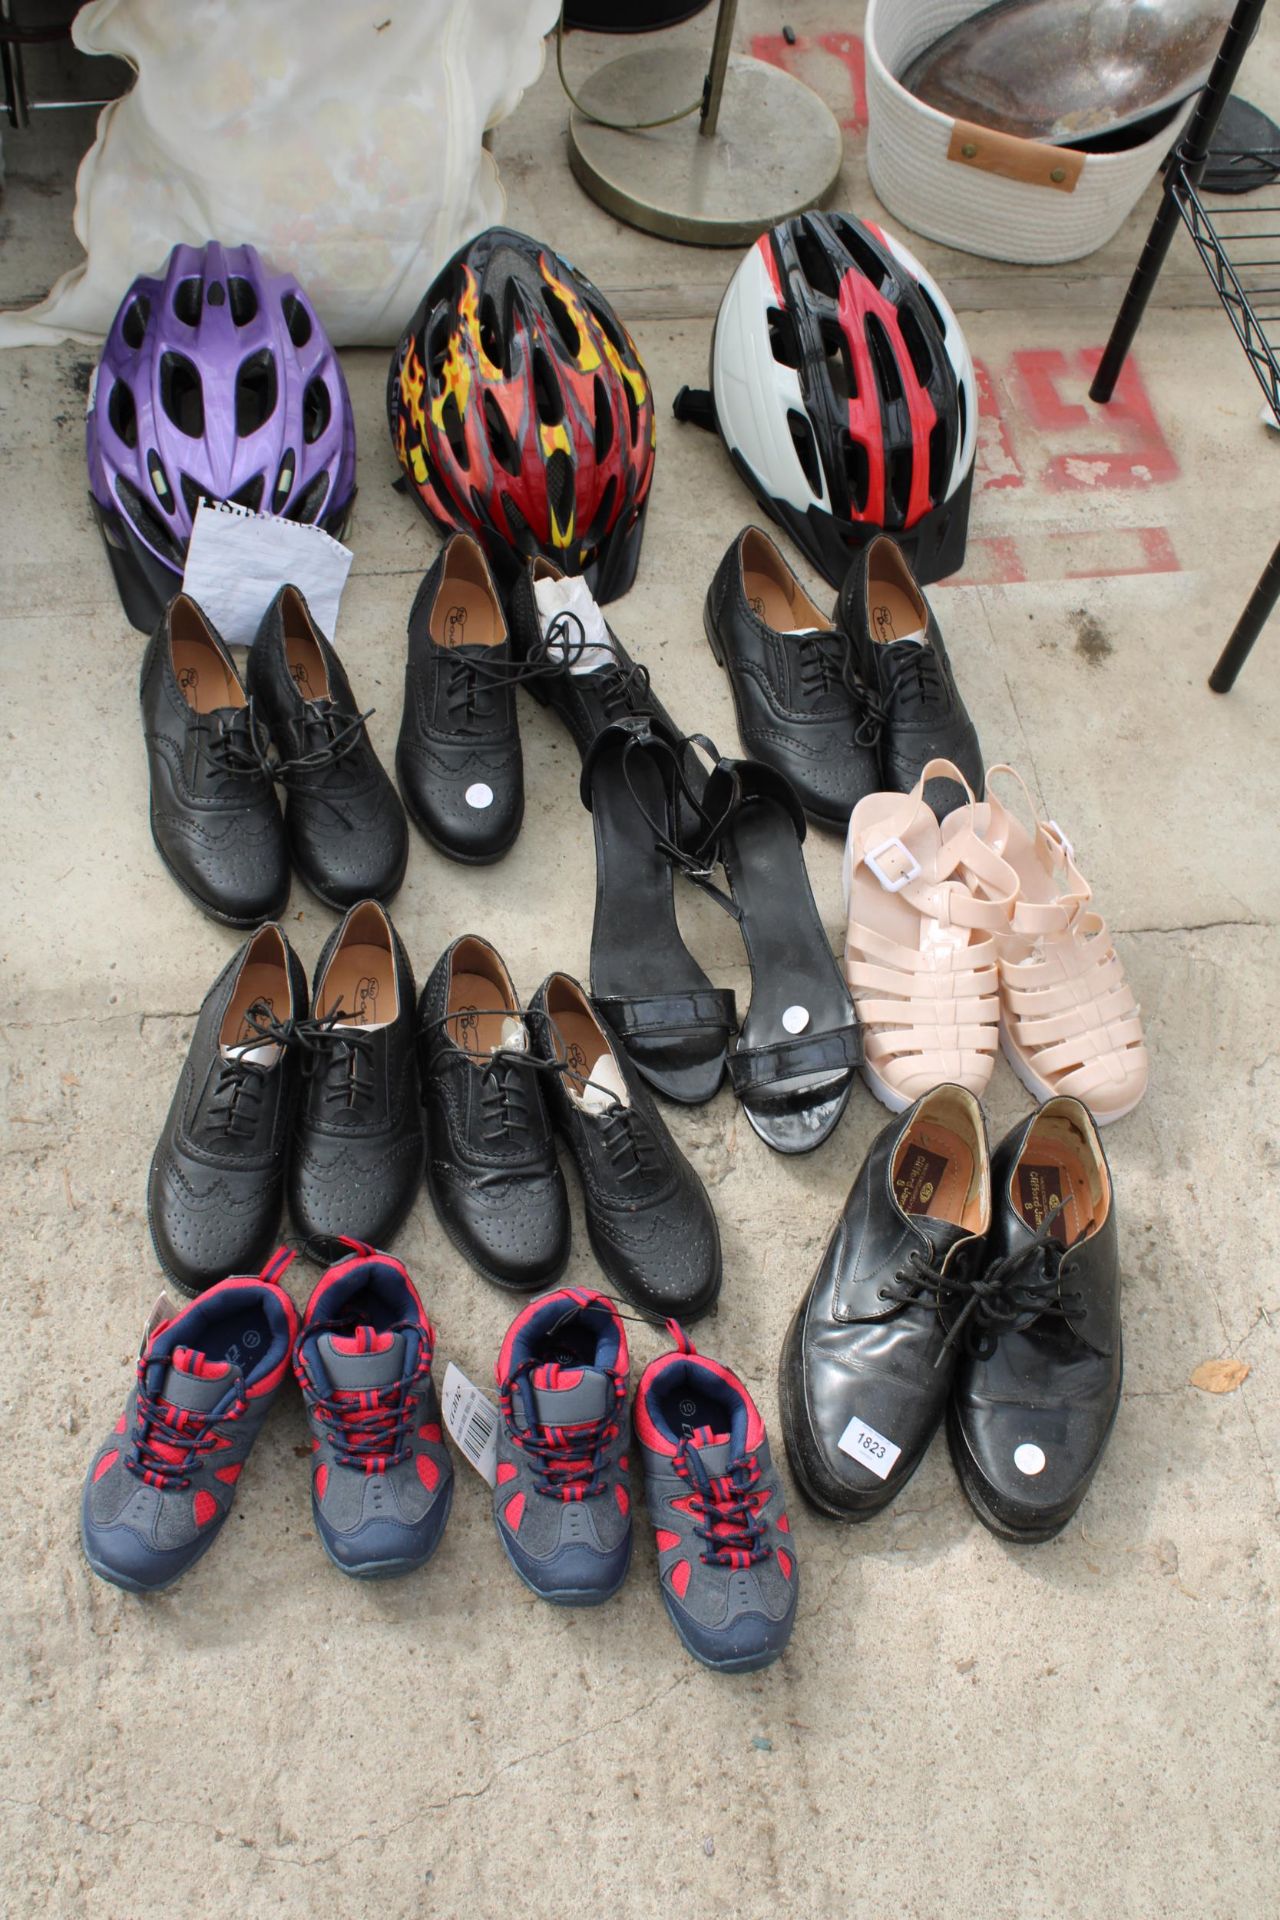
[782,1005,810,1034]
[1013,1443,1046,1476]
[465,783,494,810]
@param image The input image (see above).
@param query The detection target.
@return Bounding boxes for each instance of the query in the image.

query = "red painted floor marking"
[1011,348,1179,490]
[750,31,867,133]
[949,526,1180,587]
[973,358,1024,492]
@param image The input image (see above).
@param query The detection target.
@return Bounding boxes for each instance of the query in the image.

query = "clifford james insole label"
[837,1415,902,1481]
[894,1147,949,1217]
[1017,1165,1072,1243]
[441,1362,499,1485]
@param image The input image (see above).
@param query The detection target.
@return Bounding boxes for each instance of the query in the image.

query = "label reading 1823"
[837,1414,902,1482]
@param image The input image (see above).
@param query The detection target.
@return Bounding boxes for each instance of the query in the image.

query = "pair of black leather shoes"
[148,901,423,1290]
[141,589,407,924]
[705,527,983,828]
[418,942,720,1321]
[780,1085,1121,1541]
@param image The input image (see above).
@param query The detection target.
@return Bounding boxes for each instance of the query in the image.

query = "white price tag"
[837,1414,901,1482]
[441,1362,499,1486]
[142,1292,176,1346]
[181,497,352,647]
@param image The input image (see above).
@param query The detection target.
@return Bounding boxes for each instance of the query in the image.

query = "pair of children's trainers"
[491,1288,797,1673]
[81,1241,453,1593]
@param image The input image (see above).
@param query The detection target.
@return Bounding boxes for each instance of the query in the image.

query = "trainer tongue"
[686,1423,734,1476]
[160,1346,238,1414]
[526,1362,610,1429]
[318,1327,406,1391]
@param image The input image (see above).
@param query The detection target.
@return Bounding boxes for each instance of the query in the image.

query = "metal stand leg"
[1089,0,1268,403]
[1209,537,1280,692]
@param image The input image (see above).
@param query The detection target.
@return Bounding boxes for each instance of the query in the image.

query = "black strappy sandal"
[675,744,861,1155]
[578,717,736,1107]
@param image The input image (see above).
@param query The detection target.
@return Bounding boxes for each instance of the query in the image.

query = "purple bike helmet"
[86,241,357,631]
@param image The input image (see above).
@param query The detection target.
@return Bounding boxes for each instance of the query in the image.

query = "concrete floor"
[2,6,1279,1916]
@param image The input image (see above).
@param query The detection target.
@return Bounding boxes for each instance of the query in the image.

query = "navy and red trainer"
[293,1240,453,1579]
[81,1249,298,1594]
[493,1287,632,1606]
[635,1325,798,1672]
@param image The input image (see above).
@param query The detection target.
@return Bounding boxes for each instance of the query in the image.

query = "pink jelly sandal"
[972,766,1148,1124]
[843,758,1019,1112]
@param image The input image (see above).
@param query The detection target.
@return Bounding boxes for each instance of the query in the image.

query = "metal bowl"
[902,0,1236,146]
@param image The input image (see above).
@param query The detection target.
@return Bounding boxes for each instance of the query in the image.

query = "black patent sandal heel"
[579,717,736,1106]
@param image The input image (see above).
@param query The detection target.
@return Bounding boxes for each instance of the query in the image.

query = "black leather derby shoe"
[704,527,880,831]
[397,534,523,863]
[947,1097,1122,1542]
[529,972,721,1322]
[418,936,570,1291]
[148,924,306,1293]
[140,594,288,926]
[247,587,408,909]
[289,901,424,1262]
[780,1084,990,1518]
[836,535,983,819]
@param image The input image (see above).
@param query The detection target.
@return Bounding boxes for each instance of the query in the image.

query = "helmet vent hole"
[229,277,259,327]
[592,375,613,460]
[483,391,521,476]
[427,313,453,387]
[283,471,330,525]
[820,321,856,403]
[479,295,506,373]
[107,380,138,450]
[865,316,903,406]
[623,376,640,446]
[927,418,949,503]
[916,283,946,338]
[897,308,936,388]
[440,390,469,468]
[545,448,575,530]
[787,409,822,497]
[588,298,628,360]
[121,296,150,350]
[767,307,801,370]
[160,352,205,439]
[117,473,182,558]
[180,473,206,520]
[793,222,840,300]
[302,376,331,445]
[273,450,296,513]
[146,450,175,513]
[229,474,265,512]
[532,348,565,428]
[206,281,226,308]
[842,435,870,515]
[586,473,618,545]
[282,293,313,349]
[829,217,890,294]
[543,285,581,360]
[235,350,278,436]
[886,447,912,523]
[172,279,203,328]
[956,379,969,452]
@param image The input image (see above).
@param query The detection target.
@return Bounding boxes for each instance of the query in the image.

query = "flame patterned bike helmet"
[86,241,356,632]
[388,227,655,604]
[676,212,977,588]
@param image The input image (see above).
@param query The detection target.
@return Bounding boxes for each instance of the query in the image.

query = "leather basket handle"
[946,119,1085,194]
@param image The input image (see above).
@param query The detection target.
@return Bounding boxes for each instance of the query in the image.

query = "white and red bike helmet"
[676,212,977,587]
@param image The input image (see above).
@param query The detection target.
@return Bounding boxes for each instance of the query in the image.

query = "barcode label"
[441,1362,499,1485]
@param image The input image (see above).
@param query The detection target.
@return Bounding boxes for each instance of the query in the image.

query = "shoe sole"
[423,1158,570,1294]
[81,1510,226,1594]
[395,761,523,868]
[313,1475,454,1580]
[998,1028,1146,1127]
[496,1520,633,1608]
[148,806,288,931]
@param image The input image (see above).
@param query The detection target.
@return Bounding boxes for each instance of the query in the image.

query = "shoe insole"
[552,1007,616,1102]
[722,795,853,1095]
[430,578,504,649]
[171,635,243,714]
[318,942,396,1028]
[891,1118,977,1229]
[588,737,711,1009]
[221,960,290,1048]
[285,626,332,704]
[653,1374,733,1443]
[741,561,827,633]
[189,1299,275,1373]
[448,970,512,1056]
[868,577,926,646]
[1012,1128,1102,1247]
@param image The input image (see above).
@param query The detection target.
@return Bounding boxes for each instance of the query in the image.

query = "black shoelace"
[878,638,948,721]
[529,609,657,721]
[673,1442,769,1568]
[442,630,568,725]
[272,700,373,828]
[597,1103,660,1183]
[938,1205,1083,1363]
[209,1001,294,1140]
[293,1005,377,1113]
[188,701,272,793]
